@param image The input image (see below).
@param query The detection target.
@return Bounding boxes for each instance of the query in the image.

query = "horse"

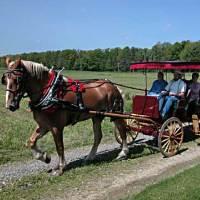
[2,57,129,175]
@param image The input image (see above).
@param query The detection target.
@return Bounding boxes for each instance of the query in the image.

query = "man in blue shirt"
[148,72,168,96]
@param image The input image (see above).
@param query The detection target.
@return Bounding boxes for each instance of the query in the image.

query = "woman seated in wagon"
[148,71,168,97]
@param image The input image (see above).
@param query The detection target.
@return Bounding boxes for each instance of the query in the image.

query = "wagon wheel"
[114,118,139,145]
[158,117,183,157]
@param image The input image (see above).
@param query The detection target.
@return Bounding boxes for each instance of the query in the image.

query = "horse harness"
[28,69,87,112]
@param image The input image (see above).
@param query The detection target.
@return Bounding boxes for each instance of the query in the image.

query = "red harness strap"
[42,70,56,95]
[67,77,85,92]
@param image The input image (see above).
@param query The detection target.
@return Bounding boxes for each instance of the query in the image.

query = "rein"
[109,82,148,92]
[63,78,148,92]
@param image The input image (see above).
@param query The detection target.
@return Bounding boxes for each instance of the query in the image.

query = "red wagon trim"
[130,61,200,71]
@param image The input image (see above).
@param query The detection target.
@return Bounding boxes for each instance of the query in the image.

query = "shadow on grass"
[63,144,153,172]
[177,147,188,155]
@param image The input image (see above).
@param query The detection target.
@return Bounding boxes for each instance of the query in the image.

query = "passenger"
[159,70,186,119]
[148,72,168,97]
[187,72,200,117]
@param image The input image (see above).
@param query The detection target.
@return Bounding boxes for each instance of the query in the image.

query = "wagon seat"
[132,95,160,119]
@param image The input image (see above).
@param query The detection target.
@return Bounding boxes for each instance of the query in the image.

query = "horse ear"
[5,57,12,67]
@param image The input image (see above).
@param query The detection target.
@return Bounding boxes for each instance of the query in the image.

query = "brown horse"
[2,57,128,175]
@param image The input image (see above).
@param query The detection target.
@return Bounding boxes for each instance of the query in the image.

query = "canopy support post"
[145,69,147,95]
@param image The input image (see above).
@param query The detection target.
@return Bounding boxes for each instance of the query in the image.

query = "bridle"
[2,67,28,110]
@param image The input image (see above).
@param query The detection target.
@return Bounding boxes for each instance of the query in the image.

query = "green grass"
[126,164,200,200]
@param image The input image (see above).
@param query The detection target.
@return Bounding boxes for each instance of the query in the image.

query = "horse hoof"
[51,169,63,176]
[116,154,128,161]
[116,156,127,161]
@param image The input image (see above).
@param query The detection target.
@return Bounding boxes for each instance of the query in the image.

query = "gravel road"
[0,143,120,187]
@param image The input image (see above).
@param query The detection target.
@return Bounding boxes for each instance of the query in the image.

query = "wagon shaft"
[88,110,156,124]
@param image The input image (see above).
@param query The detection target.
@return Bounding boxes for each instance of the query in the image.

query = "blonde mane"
[22,60,49,80]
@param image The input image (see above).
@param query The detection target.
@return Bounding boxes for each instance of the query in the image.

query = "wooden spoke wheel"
[158,117,183,157]
[114,118,139,145]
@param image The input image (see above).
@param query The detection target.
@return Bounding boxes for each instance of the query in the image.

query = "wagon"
[90,61,200,157]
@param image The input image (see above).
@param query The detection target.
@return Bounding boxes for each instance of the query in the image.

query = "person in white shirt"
[159,71,186,119]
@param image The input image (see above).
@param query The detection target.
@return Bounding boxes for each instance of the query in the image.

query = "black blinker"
[1,74,6,85]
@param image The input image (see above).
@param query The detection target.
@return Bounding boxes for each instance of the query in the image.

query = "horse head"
[2,57,27,111]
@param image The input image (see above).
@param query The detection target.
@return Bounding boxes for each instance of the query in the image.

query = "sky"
[0,0,200,56]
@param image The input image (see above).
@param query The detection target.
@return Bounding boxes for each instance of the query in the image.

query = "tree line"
[1,40,200,71]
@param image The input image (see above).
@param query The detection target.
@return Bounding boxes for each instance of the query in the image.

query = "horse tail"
[108,84,124,122]
[116,85,125,100]
[104,79,124,113]
[116,85,124,113]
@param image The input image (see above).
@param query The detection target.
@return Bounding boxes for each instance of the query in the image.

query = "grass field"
[126,164,200,200]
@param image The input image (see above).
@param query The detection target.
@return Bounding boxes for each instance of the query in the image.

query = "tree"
[1,40,200,71]
[180,42,200,61]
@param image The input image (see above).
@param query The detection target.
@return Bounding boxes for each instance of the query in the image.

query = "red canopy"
[130,61,200,71]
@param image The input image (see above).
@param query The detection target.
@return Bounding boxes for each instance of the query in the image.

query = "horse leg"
[51,127,66,176]
[86,117,103,161]
[27,126,51,163]
[114,119,129,159]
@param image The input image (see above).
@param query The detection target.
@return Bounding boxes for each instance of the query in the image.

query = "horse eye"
[7,73,11,78]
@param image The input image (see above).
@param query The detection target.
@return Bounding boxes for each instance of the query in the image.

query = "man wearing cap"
[159,70,186,119]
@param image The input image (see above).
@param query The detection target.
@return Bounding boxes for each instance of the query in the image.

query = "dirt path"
[1,139,200,200]
[56,142,200,200]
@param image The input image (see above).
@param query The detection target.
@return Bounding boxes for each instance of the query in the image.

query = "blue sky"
[0,0,199,56]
